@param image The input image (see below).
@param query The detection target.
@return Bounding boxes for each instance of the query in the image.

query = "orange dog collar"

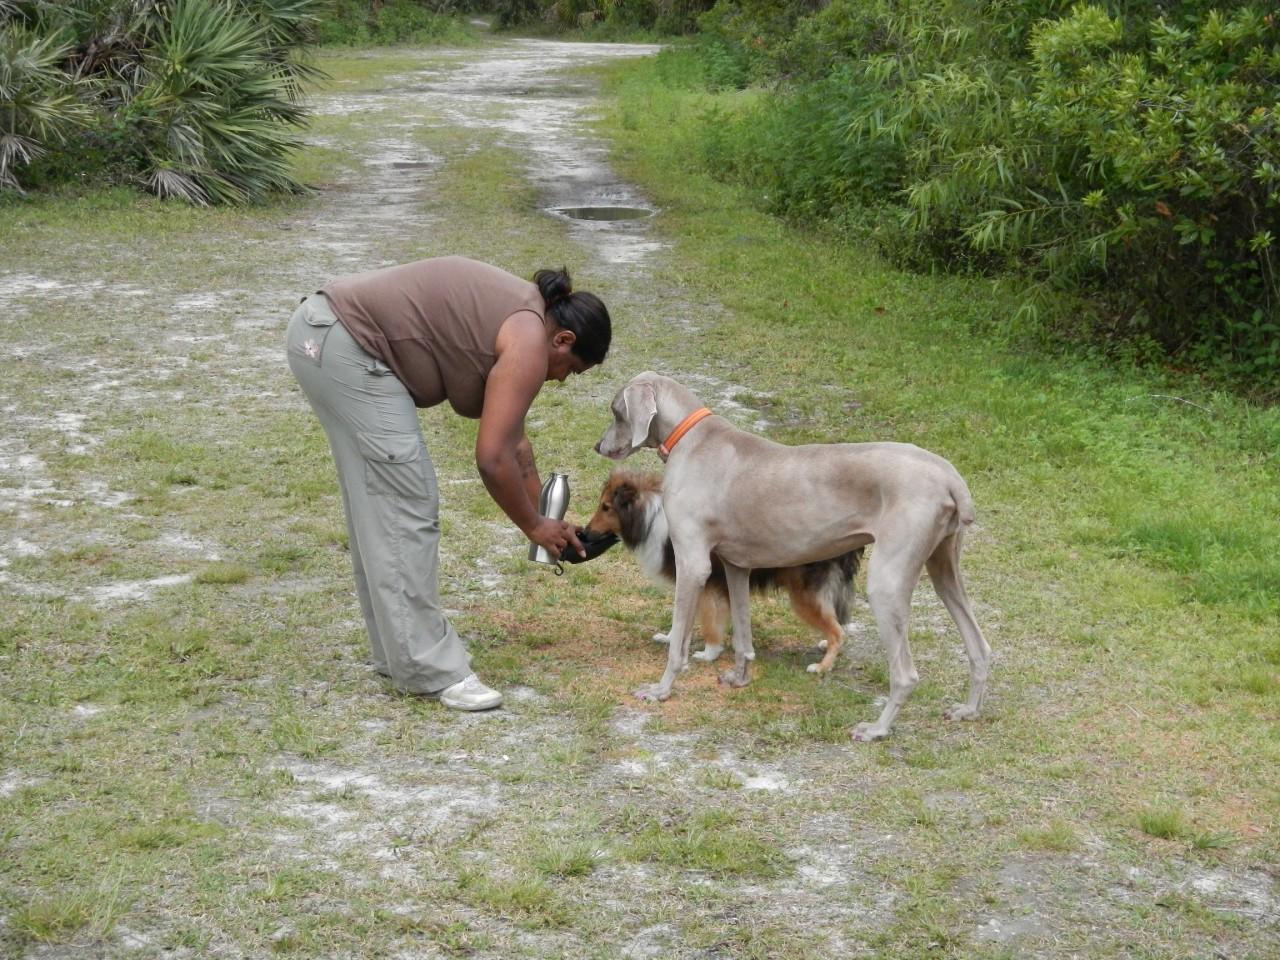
[659,407,712,459]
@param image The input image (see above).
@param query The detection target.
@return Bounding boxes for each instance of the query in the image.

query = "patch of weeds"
[1043,760,1082,780]
[270,711,337,759]
[530,839,603,878]
[687,917,822,960]
[166,925,210,950]
[378,911,492,956]
[453,867,573,928]
[112,429,230,490]
[1138,804,1188,840]
[1153,889,1236,927]
[312,783,361,805]
[257,544,314,575]
[1231,663,1279,698]
[624,809,789,878]
[902,745,948,770]
[51,753,84,774]
[908,802,941,830]
[869,906,969,959]
[116,815,222,851]
[9,895,94,944]
[10,873,127,945]
[541,736,591,772]
[248,767,298,799]
[1017,818,1079,852]
[195,562,251,585]
[257,866,327,904]
[1190,830,1236,851]
[697,766,743,790]
[558,688,616,738]
[121,521,161,542]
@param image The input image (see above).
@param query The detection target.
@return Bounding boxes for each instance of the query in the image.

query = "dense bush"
[1,0,323,204]
[697,64,901,219]
[316,0,475,45]
[0,23,89,192]
[685,0,1280,387]
[491,0,713,33]
[1004,7,1279,371]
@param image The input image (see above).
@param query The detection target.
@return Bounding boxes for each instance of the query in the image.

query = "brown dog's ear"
[613,480,638,511]
[622,379,657,450]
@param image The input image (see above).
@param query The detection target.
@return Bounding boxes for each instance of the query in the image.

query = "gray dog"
[595,371,991,741]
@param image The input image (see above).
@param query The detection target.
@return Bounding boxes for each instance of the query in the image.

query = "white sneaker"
[438,674,503,712]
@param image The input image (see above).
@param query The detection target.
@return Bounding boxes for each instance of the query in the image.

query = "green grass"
[1018,819,1080,853]
[624,809,789,878]
[195,562,252,585]
[1138,805,1189,841]
[529,839,603,878]
[454,867,575,928]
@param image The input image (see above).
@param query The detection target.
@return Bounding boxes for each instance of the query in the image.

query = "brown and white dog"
[595,372,991,742]
[584,470,863,672]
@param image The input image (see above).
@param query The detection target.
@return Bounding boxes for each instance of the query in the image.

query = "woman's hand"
[529,518,585,559]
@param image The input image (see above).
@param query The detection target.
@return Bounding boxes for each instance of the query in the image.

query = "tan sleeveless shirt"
[319,256,545,417]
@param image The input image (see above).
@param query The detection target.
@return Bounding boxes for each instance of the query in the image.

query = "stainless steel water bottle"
[528,472,571,566]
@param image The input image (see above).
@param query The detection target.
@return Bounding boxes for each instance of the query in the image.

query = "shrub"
[316,0,474,45]
[978,6,1280,376]
[0,25,90,192]
[492,0,712,32]
[1,0,324,204]
[696,63,902,219]
[674,0,1280,389]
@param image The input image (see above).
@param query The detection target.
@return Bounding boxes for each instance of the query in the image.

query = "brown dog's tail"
[829,548,863,625]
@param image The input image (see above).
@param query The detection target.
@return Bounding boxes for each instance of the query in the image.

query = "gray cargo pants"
[285,294,472,695]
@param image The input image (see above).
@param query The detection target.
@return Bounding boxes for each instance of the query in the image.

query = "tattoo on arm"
[516,444,535,480]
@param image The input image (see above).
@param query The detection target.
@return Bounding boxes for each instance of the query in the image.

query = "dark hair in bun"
[534,267,611,367]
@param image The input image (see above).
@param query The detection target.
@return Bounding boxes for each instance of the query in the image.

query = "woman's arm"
[476,313,583,557]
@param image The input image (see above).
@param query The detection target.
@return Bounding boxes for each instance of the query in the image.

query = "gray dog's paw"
[851,721,889,742]
[634,684,670,702]
[943,703,980,721]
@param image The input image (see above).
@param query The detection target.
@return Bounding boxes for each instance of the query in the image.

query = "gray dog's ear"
[623,380,658,450]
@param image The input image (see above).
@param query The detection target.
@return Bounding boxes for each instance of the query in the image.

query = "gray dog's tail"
[950,477,976,528]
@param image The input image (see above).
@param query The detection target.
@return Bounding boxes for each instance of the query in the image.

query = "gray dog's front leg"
[635,553,709,702]
[719,563,755,688]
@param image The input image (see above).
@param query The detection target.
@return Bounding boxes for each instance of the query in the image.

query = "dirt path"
[2,36,1277,960]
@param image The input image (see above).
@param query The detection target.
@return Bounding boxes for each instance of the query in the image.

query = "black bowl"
[559,528,619,564]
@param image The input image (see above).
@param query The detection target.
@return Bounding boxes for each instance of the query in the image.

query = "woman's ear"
[553,329,577,351]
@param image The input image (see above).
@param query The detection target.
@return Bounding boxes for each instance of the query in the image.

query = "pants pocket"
[286,296,339,367]
[357,432,432,499]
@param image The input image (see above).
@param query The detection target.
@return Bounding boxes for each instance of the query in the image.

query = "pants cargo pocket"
[357,432,433,499]
[286,296,339,367]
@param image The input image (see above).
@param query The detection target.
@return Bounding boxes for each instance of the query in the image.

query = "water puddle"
[394,39,665,269]
[552,205,653,221]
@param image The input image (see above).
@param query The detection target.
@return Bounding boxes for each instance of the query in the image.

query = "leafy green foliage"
[998,7,1280,374]
[491,0,713,33]
[696,63,902,220]
[675,0,1280,391]
[315,0,475,46]
[0,24,90,191]
[1,0,323,203]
